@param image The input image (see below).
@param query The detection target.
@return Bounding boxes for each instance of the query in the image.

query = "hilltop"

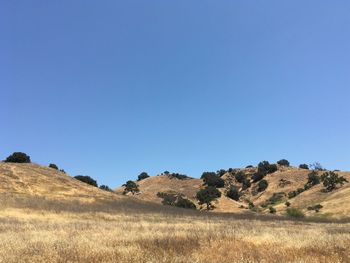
[116,164,350,219]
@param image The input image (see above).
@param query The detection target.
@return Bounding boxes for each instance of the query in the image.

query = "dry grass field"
[1,163,350,263]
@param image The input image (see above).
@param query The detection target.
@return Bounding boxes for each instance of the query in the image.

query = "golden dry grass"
[0,202,349,263]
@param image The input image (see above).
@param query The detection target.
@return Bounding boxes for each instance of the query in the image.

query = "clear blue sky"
[1,1,350,187]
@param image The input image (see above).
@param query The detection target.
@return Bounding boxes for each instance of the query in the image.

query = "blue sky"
[1,1,350,187]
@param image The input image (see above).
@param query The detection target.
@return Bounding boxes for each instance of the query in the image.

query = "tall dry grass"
[0,195,349,263]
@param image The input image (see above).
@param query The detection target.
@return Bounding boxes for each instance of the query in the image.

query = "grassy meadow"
[0,195,349,263]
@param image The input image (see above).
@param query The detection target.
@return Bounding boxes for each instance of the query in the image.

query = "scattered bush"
[196,186,221,210]
[99,185,113,192]
[216,169,227,177]
[258,161,277,175]
[226,186,240,201]
[137,172,150,181]
[257,179,268,192]
[262,192,285,207]
[157,192,177,206]
[5,152,31,163]
[252,172,264,182]
[242,178,251,190]
[299,164,309,170]
[175,197,196,209]
[277,159,290,167]
[320,171,348,192]
[248,201,255,210]
[307,204,323,212]
[245,165,254,168]
[59,169,66,173]
[285,201,291,207]
[286,208,305,218]
[201,172,225,188]
[296,188,304,194]
[74,175,98,187]
[288,191,297,199]
[234,171,246,183]
[49,163,58,170]
[269,206,276,214]
[123,180,139,195]
[279,179,291,187]
[168,173,191,180]
[307,171,320,185]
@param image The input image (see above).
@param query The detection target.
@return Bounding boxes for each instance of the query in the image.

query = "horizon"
[2,1,350,188]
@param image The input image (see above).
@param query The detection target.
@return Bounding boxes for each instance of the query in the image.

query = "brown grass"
[0,195,349,263]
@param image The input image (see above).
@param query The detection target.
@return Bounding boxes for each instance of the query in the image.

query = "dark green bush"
[201,172,225,188]
[245,165,254,168]
[99,185,113,192]
[257,179,268,192]
[269,206,276,214]
[277,159,290,166]
[5,152,31,163]
[196,186,221,210]
[74,175,98,187]
[258,161,277,175]
[234,171,246,183]
[299,164,309,170]
[307,204,323,212]
[226,186,240,201]
[216,169,227,177]
[288,191,297,199]
[137,172,150,181]
[157,192,177,206]
[49,163,58,170]
[123,180,139,195]
[285,201,291,207]
[286,208,305,218]
[252,172,264,182]
[242,178,251,190]
[168,173,192,180]
[175,197,196,209]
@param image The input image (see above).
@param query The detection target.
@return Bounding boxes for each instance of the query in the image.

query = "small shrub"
[226,186,240,201]
[285,201,291,207]
[288,191,297,199]
[277,159,290,167]
[123,180,139,195]
[320,171,348,192]
[296,188,304,194]
[49,163,58,170]
[307,204,323,212]
[59,169,66,173]
[175,197,196,209]
[216,169,227,177]
[248,201,255,210]
[299,164,309,170]
[245,165,253,168]
[74,175,98,187]
[137,172,150,181]
[286,208,305,218]
[99,185,113,192]
[242,178,251,190]
[168,173,191,180]
[5,152,31,163]
[196,186,221,210]
[257,179,268,192]
[269,206,276,214]
[157,192,178,206]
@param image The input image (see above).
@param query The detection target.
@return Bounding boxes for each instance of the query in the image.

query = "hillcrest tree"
[5,152,31,163]
[137,172,150,181]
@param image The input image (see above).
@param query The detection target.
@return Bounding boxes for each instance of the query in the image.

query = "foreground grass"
[0,196,349,263]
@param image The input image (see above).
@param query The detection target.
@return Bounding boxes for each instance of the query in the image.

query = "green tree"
[99,185,113,192]
[74,175,98,187]
[196,186,221,210]
[5,152,31,163]
[137,172,150,181]
[258,161,277,175]
[320,171,348,192]
[123,180,139,195]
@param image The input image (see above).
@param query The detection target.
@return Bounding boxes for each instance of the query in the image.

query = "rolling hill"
[116,165,350,219]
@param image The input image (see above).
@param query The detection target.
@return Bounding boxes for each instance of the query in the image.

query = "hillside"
[116,166,350,219]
